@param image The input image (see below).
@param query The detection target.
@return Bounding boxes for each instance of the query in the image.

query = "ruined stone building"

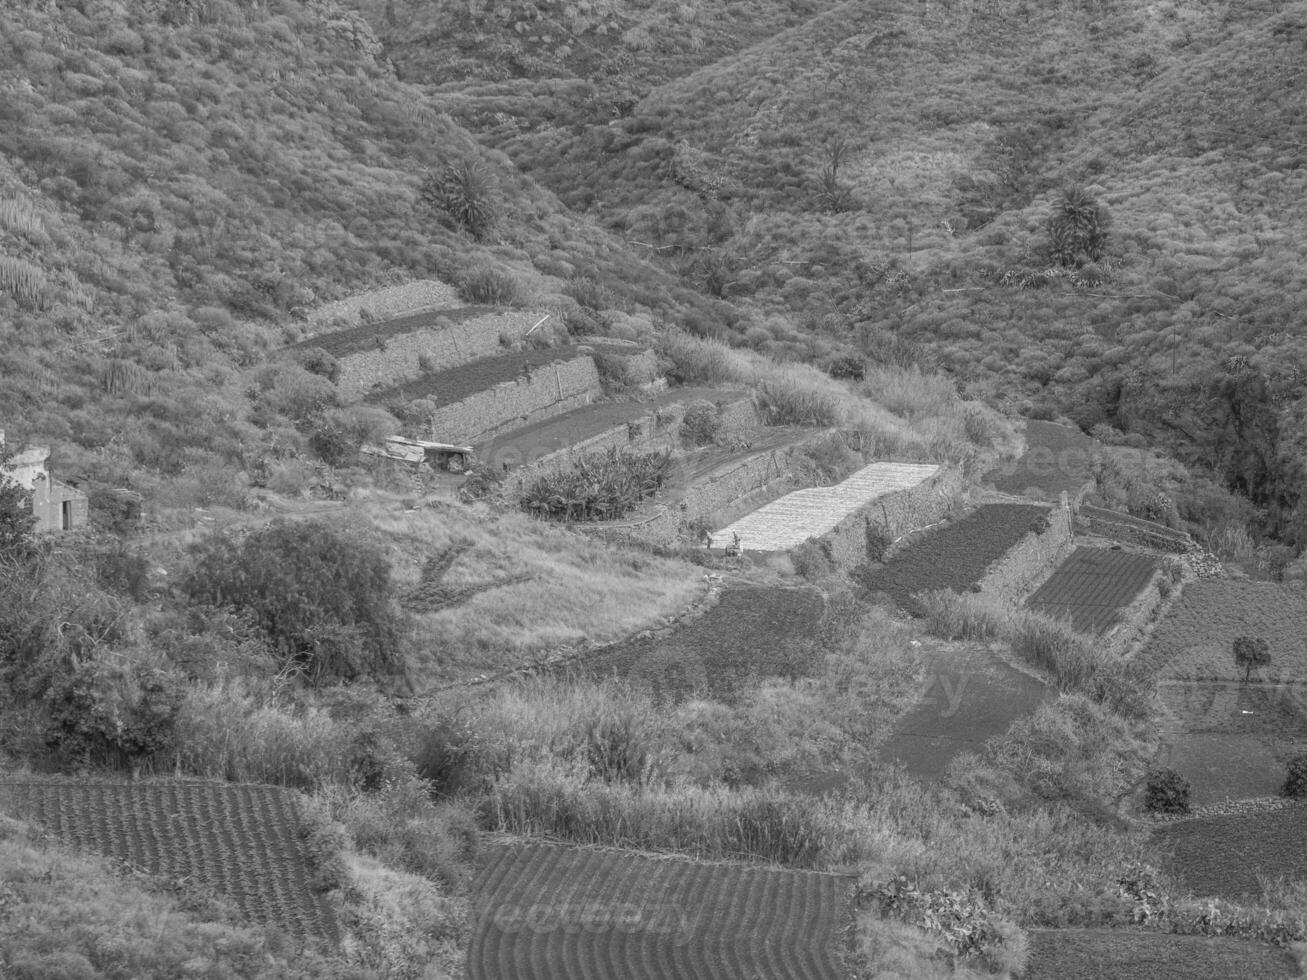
[0,430,88,532]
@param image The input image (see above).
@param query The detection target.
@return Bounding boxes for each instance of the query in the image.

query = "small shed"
[361,435,474,472]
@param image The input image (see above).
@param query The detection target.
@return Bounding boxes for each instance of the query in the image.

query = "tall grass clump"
[913,590,1010,641]
[1009,612,1096,690]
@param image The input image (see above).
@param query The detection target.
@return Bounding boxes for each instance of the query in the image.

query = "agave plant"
[1047,185,1110,267]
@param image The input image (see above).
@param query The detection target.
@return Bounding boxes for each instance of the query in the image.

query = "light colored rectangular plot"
[710,462,939,551]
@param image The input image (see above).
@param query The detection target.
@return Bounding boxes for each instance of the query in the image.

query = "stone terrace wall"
[821,466,965,572]
[428,357,601,445]
[1077,504,1192,553]
[306,279,460,327]
[321,310,542,402]
[498,398,763,498]
[975,502,1076,604]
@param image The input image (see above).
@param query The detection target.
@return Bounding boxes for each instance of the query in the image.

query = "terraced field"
[478,386,749,468]
[367,347,585,407]
[856,504,1051,610]
[1025,546,1159,634]
[288,304,499,357]
[0,777,340,945]
[1140,580,1307,683]
[1151,802,1307,901]
[708,462,940,551]
[575,585,826,702]
[1026,928,1301,979]
[470,840,852,980]
[985,420,1099,498]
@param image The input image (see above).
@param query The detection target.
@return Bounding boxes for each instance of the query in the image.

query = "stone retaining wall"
[427,357,601,445]
[1076,504,1192,553]
[499,398,763,499]
[819,466,966,572]
[328,310,540,401]
[974,501,1076,604]
[306,279,460,327]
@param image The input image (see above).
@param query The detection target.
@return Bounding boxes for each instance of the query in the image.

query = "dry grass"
[372,501,702,682]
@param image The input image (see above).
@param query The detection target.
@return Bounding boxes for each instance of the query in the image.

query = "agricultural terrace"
[856,504,1052,610]
[470,840,852,980]
[286,305,499,357]
[985,420,1099,498]
[478,386,750,467]
[708,462,940,551]
[366,346,585,407]
[1151,802,1307,902]
[1140,580,1307,683]
[0,777,340,946]
[1025,547,1159,635]
[1025,928,1302,980]
[576,586,826,702]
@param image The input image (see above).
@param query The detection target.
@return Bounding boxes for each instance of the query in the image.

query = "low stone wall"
[1076,504,1192,553]
[974,501,1076,604]
[1102,569,1165,658]
[428,357,601,445]
[815,465,965,571]
[327,310,541,402]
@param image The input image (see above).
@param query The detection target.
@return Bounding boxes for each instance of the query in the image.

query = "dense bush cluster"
[519,447,672,521]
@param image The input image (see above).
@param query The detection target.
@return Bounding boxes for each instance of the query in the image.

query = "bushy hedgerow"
[1144,767,1191,815]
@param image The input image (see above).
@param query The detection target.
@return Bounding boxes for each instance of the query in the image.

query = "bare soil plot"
[470,839,852,980]
[367,347,583,407]
[1026,546,1159,635]
[709,462,940,552]
[478,386,749,464]
[1151,802,1307,901]
[876,640,1050,781]
[1139,580,1307,683]
[574,586,826,702]
[0,777,340,946]
[984,420,1099,498]
[855,504,1052,611]
[288,304,498,357]
[1025,928,1300,980]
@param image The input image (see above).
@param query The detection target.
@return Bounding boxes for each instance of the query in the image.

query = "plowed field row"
[469,840,851,980]
[0,777,339,946]
[1025,546,1159,634]
[856,503,1051,610]
[368,347,583,407]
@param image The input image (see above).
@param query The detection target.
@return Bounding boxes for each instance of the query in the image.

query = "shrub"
[182,520,407,686]
[790,540,835,581]
[1233,635,1271,683]
[586,710,653,786]
[519,448,672,521]
[93,544,150,600]
[44,661,184,770]
[1047,186,1110,268]
[1282,753,1307,800]
[457,265,526,306]
[0,476,37,559]
[865,523,892,563]
[678,400,722,446]
[308,417,359,467]
[421,160,498,241]
[1144,767,1191,815]
[293,346,340,383]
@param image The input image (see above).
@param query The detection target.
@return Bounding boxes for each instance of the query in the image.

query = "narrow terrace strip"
[708,461,940,551]
[1025,546,1159,634]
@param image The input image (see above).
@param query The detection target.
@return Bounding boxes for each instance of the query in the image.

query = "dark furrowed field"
[469,839,852,980]
[1025,546,1159,635]
[855,504,1051,611]
[1151,802,1307,902]
[1025,928,1300,979]
[571,586,827,703]
[0,777,340,946]
[984,420,1099,499]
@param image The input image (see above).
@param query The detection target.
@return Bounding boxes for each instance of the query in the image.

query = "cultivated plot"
[0,777,339,946]
[368,347,583,407]
[470,840,852,980]
[1025,928,1301,980]
[856,503,1051,610]
[708,461,940,551]
[1025,546,1159,635]
[1151,802,1307,902]
[1141,580,1307,683]
[575,586,826,703]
